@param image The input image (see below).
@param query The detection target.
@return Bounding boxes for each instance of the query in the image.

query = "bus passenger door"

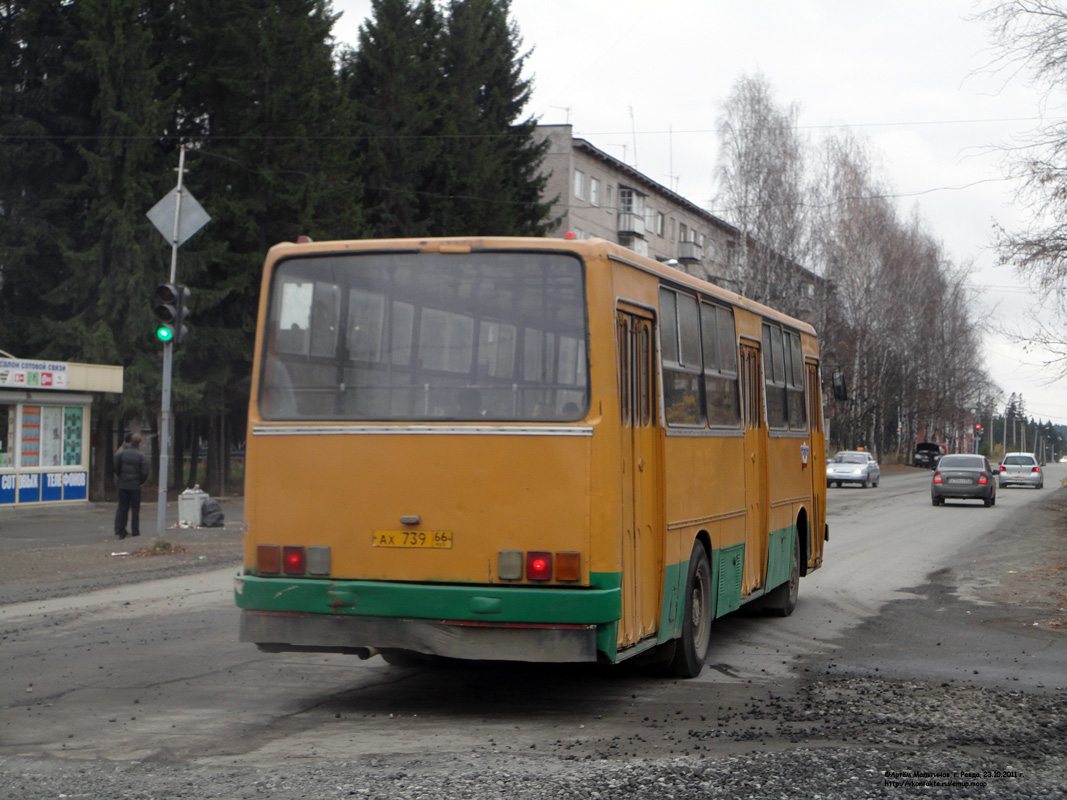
[617,310,660,647]
[806,360,825,566]
[740,341,768,595]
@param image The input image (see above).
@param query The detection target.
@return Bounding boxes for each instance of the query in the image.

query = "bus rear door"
[740,340,769,595]
[617,308,661,647]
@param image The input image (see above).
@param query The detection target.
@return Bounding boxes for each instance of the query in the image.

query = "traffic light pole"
[156,146,185,536]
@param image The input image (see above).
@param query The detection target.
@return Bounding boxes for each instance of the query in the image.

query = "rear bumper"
[932,484,991,500]
[998,475,1041,487]
[234,572,620,662]
[240,610,598,662]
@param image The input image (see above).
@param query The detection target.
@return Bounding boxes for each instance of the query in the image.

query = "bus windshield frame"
[258,249,590,423]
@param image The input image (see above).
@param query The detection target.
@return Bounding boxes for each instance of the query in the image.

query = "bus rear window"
[259,251,589,422]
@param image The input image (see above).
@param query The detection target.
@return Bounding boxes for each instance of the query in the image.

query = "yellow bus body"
[236,236,826,672]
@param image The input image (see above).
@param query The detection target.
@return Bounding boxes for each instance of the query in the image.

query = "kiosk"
[0,357,123,506]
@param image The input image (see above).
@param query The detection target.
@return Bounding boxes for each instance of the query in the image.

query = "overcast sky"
[332,0,1067,427]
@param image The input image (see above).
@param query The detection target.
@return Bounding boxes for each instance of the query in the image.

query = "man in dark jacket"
[114,432,150,539]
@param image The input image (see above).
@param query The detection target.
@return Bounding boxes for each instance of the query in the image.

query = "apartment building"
[536,124,743,288]
[536,124,824,322]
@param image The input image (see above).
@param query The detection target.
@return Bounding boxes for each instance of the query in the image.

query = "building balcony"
[617,212,645,237]
[677,241,702,262]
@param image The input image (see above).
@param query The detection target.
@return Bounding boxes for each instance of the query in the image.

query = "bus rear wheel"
[669,543,712,678]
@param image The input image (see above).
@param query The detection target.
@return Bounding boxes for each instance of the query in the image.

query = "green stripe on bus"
[764,524,796,590]
[235,573,622,625]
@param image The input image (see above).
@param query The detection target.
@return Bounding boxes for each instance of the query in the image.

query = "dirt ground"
[954,484,1067,632]
[0,501,244,605]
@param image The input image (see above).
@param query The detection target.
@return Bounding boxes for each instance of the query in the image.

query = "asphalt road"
[1,467,1065,797]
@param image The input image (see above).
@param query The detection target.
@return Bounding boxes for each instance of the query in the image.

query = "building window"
[656,212,665,237]
[679,223,688,243]
[606,185,614,209]
[618,186,644,215]
[669,218,676,242]
[590,178,600,207]
[574,170,585,200]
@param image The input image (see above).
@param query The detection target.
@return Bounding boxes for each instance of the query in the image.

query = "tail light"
[256,544,330,576]
[555,551,581,582]
[498,549,582,583]
[526,551,552,581]
[978,473,987,484]
[933,472,942,484]
[257,544,281,573]
[1033,466,1041,473]
[282,545,306,575]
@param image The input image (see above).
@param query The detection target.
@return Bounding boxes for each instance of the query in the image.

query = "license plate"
[947,478,971,485]
[372,530,453,549]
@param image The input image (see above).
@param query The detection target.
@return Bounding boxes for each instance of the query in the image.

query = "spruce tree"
[429,0,552,236]
[161,0,362,479]
[0,0,169,421]
[341,0,442,238]
[0,1,83,357]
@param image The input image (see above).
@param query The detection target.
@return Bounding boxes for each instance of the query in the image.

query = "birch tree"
[714,74,810,315]
[981,0,1067,377]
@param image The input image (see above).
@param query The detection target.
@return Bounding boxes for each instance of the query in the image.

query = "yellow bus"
[235,236,827,677]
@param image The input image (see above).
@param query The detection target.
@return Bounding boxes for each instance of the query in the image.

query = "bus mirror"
[831,370,848,402]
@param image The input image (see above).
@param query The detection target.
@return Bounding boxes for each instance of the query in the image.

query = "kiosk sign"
[0,359,69,390]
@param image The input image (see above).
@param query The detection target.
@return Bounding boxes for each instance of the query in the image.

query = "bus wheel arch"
[668,535,713,678]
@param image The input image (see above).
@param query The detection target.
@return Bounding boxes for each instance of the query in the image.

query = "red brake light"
[933,472,942,484]
[978,473,987,484]
[526,551,552,581]
[282,545,306,575]
[1033,466,1041,473]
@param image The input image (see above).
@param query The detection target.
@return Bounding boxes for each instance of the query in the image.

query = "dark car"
[931,454,997,507]
[913,442,944,469]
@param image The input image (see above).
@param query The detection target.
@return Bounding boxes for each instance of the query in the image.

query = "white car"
[826,450,880,488]
[997,453,1044,489]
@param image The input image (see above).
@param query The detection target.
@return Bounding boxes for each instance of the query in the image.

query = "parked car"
[931,454,997,507]
[997,453,1044,489]
[913,442,944,469]
[826,450,880,488]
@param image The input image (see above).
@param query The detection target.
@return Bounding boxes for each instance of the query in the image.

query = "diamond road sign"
[146,186,210,247]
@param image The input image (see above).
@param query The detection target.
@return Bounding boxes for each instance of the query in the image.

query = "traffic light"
[154,283,190,344]
[975,423,983,433]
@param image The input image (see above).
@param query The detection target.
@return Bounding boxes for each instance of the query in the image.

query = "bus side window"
[659,288,703,426]
[701,302,741,428]
[618,316,630,426]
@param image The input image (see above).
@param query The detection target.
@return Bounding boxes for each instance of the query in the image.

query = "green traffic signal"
[153,283,191,344]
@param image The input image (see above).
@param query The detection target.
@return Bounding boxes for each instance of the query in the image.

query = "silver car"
[997,453,1044,489]
[826,450,880,488]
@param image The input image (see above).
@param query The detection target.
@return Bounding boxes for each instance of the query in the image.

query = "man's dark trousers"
[115,488,141,537]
